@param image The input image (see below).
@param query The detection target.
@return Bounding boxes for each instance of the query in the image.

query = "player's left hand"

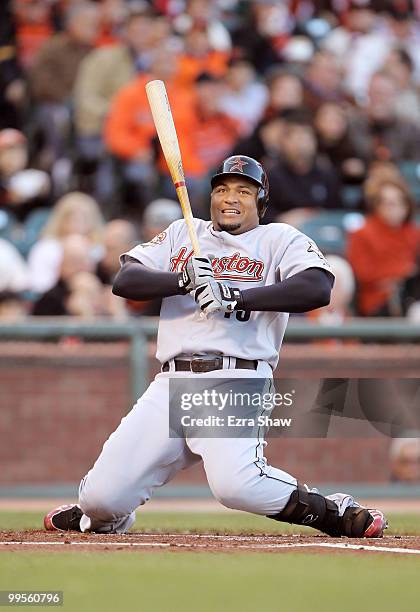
[193,279,243,315]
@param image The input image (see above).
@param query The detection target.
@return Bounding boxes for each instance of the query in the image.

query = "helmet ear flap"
[257,187,268,219]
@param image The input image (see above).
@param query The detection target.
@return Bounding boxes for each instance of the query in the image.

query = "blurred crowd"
[1,0,420,321]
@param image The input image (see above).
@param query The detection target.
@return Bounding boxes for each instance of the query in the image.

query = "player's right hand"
[193,279,242,315]
[177,256,214,294]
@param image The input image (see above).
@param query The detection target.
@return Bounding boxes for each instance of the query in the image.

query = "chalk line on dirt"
[1,541,420,554]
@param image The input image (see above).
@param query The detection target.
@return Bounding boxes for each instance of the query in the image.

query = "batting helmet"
[210,155,269,218]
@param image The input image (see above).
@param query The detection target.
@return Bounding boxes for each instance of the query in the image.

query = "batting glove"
[193,279,243,315]
[178,256,214,294]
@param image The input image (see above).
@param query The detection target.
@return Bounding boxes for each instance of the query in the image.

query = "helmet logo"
[228,156,248,173]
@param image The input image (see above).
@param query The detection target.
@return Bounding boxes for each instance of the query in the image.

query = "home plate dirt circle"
[1,531,420,554]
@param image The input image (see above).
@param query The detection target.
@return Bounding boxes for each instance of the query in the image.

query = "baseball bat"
[145,79,201,256]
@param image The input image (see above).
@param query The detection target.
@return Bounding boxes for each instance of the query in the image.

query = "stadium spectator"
[328,0,420,100]
[380,1,420,81]
[73,5,160,147]
[0,0,25,131]
[390,438,420,482]
[104,45,190,214]
[160,73,241,214]
[382,47,420,123]
[322,0,376,59]
[231,113,285,166]
[32,234,96,316]
[219,59,267,136]
[303,50,350,111]
[106,69,239,216]
[347,176,420,316]
[348,71,420,165]
[0,236,29,319]
[27,192,104,295]
[73,5,165,199]
[174,25,229,88]
[263,69,304,119]
[280,35,315,68]
[13,0,55,69]
[29,2,100,168]
[125,198,182,317]
[0,129,51,222]
[309,255,356,325]
[314,103,366,184]
[141,198,182,242]
[95,0,128,48]
[172,0,232,53]
[321,0,378,100]
[66,269,127,319]
[32,232,124,318]
[265,111,341,225]
[96,219,137,286]
[231,1,292,74]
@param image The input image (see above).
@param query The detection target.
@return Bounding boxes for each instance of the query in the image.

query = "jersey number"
[224,310,251,322]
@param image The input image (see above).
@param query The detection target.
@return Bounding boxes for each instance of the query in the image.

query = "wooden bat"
[145,79,201,256]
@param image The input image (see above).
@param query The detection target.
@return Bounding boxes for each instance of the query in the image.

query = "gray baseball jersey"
[123,219,333,369]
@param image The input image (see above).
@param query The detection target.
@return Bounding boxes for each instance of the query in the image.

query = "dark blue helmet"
[211,155,269,218]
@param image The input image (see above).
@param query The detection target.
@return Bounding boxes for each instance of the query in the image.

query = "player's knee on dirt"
[79,485,136,523]
[267,484,372,538]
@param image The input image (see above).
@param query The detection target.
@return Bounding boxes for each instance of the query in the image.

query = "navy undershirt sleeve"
[113,259,333,313]
[112,260,180,300]
[240,268,334,312]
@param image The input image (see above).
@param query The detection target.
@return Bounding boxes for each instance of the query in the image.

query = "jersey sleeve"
[278,230,334,281]
[120,222,179,271]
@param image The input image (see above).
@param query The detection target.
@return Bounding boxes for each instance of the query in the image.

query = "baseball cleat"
[44,504,83,532]
[326,493,388,538]
[363,508,388,538]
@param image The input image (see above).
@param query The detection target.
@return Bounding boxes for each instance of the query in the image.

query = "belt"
[162,355,258,374]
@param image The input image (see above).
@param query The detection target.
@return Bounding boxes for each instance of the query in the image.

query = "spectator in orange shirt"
[175,26,229,88]
[95,0,127,48]
[104,47,191,216]
[73,5,167,207]
[105,68,240,217]
[13,0,54,69]
[347,176,420,316]
[161,73,241,215]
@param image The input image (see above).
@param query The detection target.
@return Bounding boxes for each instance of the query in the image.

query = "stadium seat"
[0,210,17,242]
[299,210,365,255]
[397,161,420,203]
[340,185,363,209]
[8,208,51,258]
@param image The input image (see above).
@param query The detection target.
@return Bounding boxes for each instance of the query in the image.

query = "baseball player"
[44,156,387,538]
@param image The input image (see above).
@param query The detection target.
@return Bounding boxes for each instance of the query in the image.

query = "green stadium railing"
[1,317,420,403]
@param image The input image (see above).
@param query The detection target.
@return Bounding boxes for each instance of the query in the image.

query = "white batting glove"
[178,256,214,294]
[193,279,243,315]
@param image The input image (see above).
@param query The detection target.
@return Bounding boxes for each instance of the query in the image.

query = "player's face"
[210,177,259,234]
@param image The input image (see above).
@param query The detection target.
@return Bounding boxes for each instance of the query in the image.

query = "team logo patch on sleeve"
[307,241,332,271]
[141,231,167,248]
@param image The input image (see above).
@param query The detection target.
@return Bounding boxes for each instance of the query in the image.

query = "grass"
[1,551,420,612]
[1,510,420,535]
[1,511,420,612]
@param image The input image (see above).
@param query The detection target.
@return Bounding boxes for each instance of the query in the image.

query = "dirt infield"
[1,530,420,555]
